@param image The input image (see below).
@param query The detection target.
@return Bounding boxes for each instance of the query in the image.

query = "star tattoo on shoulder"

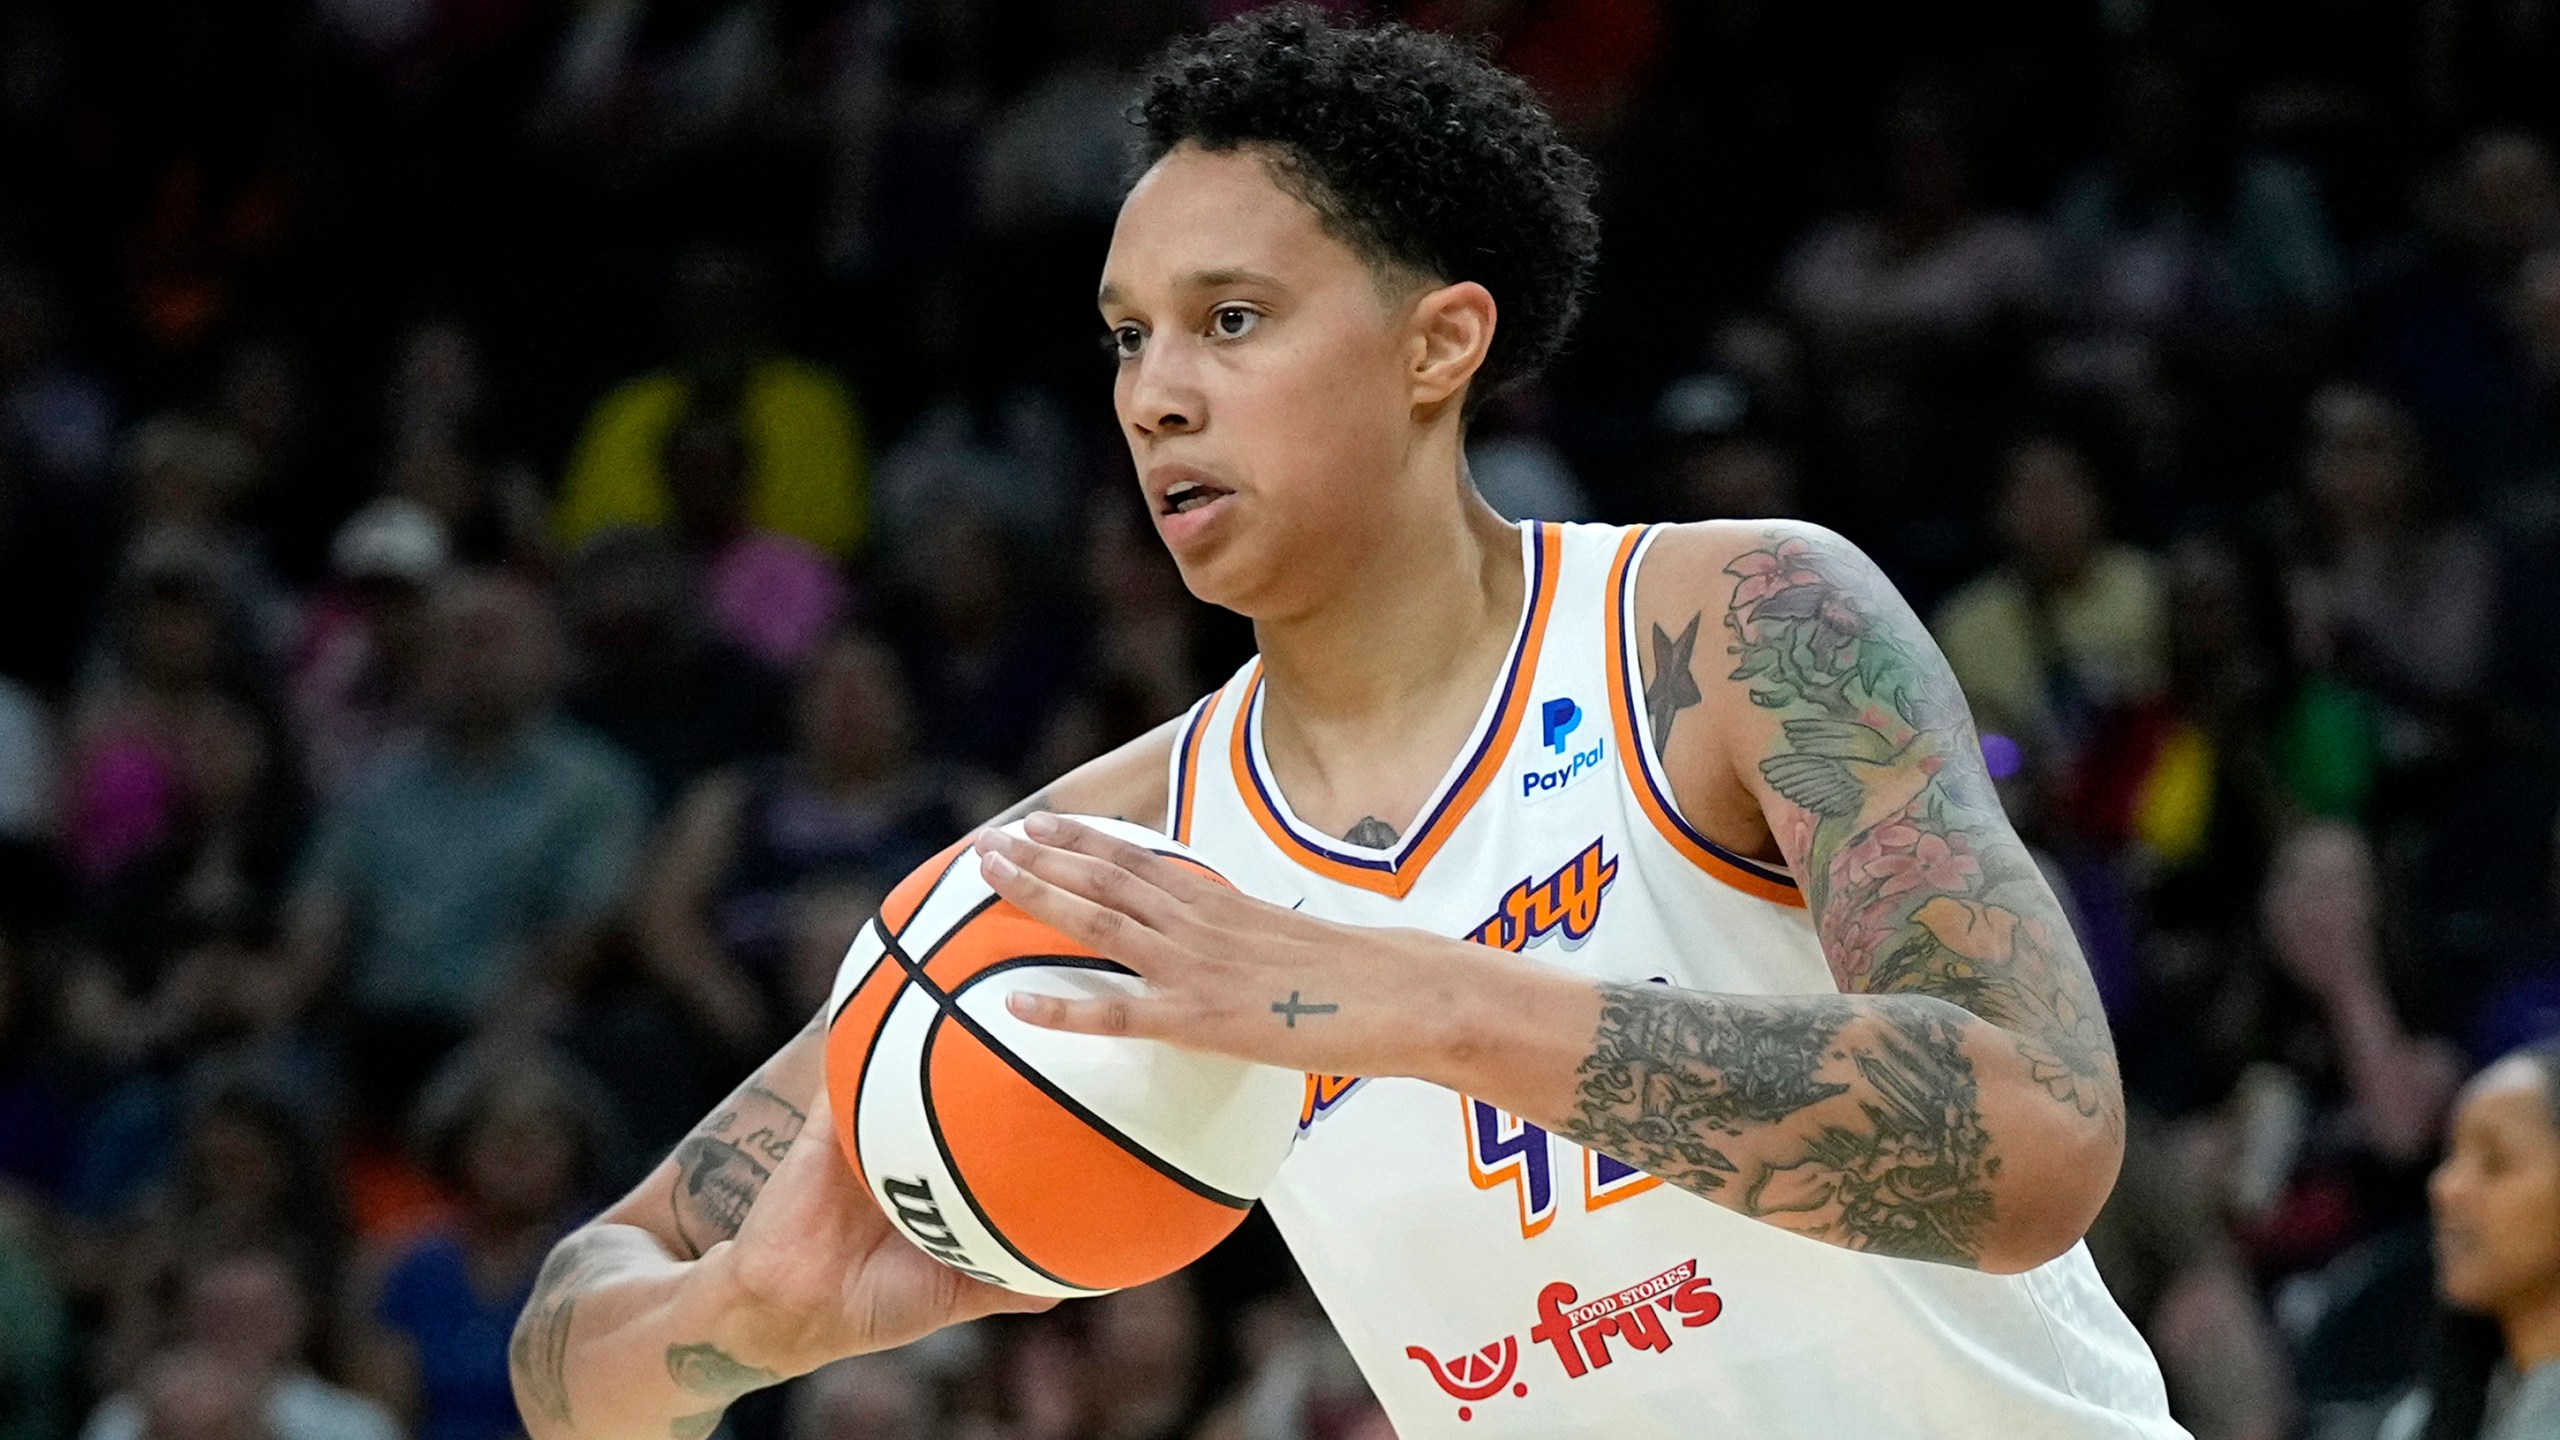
[1647,614,1704,752]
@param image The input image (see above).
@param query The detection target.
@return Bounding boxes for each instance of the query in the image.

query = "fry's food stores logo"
[1403,1258,1725,1421]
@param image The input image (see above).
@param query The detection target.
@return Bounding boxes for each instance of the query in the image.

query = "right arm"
[509,720,1178,1440]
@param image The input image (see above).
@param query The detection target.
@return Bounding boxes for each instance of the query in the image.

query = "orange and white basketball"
[822,816,1304,1298]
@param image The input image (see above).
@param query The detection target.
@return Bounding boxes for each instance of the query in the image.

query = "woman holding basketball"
[510,9,2182,1437]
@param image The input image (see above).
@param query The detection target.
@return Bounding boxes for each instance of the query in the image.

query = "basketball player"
[509,9,2184,1437]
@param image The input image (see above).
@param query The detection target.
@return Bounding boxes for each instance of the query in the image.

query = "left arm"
[978,523,2123,1272]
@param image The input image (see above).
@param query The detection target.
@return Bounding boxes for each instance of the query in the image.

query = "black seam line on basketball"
[826,854,958,1033]
[869,910,1256,1212]
[915,1007,1105,1295]
[828,859,998,1033]
[833,891,1005,1198]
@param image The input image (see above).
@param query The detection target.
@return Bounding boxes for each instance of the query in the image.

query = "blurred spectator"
[788,1354,932,1440]
[0,674,54,910]
[553,251,868,559]
[1466,385,1594,523]
[866,263,1084,552]
[287,500,450,801]
[976,0,1173,235]
[2044,55,2346,398]
[1654,363,1806,523]
[0,258,116,490]
[119,1348,268,1440]
[82,1249,397,1440]
[2241,825,2461,1273]
[1402,0,1666,147]
[64,534,287,905]
[113,417,294,658]
[2279,386,2498,795]
[659,393,849,671]
[638,628,989,1053]
[1027,498,1213,783]
[2366,131,2560,498]
[87,1081,353,1390]
[888,505,1076,778]
[214,337,326,581]
[559,526,788,803]
[1780,85,2049,572]
[2086,1110,2297,1440]
[2110,535,2292,1114]
[380,320,546,571]
[383,320,488,462]
[359,1047,617,1440]
[1934,436,2168,790]
[268,574,649,1124]
[0,1192,71,1440]
[1195,1288,1382,1440]
[1781,90,2048,354]
[0,927,78,1200]
[2375,1041,2560,1440]
[58,688,295,1077]
[1085,1278,1208,1440]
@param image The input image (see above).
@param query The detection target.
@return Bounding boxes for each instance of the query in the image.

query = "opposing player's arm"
[1545,519,2124,1267]
[506,723,1178,1440]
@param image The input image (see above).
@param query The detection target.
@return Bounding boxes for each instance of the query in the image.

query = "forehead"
[2458,1058,2558,1131]
[1100,144,1368,305]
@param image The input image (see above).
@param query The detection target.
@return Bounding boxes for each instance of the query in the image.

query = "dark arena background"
[0,2,2556,1438]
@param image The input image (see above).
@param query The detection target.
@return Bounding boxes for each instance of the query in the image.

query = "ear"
[1406,280,1498,411]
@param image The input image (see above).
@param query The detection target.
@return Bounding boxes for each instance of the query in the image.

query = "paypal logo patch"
[1526,697,1604,803]
[1542,698,1582,753]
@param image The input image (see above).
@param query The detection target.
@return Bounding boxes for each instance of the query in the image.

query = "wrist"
[1399,935,1595,1113]
[676,1243,826,1383]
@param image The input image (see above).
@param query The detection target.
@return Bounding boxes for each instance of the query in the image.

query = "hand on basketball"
[971,814,1475,1078]
[704,1085,1053,1375]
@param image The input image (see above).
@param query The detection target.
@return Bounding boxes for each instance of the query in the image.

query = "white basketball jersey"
[1163,522,2186,1439]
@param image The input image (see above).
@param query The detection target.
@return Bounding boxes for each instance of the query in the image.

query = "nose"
[2427,1156,2465,1215]
[1122,340,1203,440]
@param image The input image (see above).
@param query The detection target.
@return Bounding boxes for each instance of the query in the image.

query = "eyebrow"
[1097,268,1289,310]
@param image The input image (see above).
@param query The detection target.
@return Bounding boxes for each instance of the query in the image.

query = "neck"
[2506,1285,2560,1371]
[1252,483,1521,730]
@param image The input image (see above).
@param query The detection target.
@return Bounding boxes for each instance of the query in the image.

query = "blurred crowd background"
[0,1,2556,1439]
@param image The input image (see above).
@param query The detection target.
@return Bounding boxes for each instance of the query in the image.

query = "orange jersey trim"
[1170,690,1217,845]
[1229,523,1563,899]
[1603,527,1806,909]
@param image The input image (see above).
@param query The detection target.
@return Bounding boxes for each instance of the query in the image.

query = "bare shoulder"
[985,712,1185,834]
[1630,519,1892,620]
[1627,520,1896,859]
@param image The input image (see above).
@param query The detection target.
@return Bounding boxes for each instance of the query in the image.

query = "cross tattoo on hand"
[1272,991,1339,1028]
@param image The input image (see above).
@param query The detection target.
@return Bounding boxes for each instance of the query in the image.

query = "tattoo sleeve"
[1715,527,2121,1134]
[1554,526,2122,1268]
[509,1230,632,1427]
[670,1073,810,1260]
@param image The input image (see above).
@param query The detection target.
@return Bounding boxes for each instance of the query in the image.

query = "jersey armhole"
[1164,689,1220,844]
[1604,525,1807,909]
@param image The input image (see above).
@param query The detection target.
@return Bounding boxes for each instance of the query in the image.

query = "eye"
[1104,324,1146,361]
[1209,305,1259,339]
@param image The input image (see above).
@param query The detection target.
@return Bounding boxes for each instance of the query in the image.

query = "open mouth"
[1160,479,1232,517]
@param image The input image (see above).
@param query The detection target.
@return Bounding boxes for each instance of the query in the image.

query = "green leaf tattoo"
[1719,527,2121,1134]
[665,1343,779,1401]
[1555,525,2122,1270]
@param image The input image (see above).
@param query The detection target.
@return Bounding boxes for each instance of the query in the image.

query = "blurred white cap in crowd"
[330,498,449,583]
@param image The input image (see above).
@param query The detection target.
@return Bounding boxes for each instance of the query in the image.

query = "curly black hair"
[1132,5,1600,409]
